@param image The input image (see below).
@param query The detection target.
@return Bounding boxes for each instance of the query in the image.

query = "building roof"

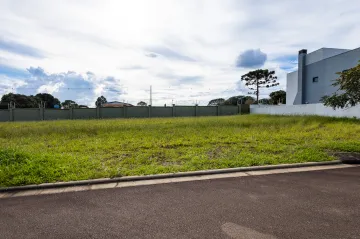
[287,47,358,75]
[102,102,133,107]
[305,48,350,65]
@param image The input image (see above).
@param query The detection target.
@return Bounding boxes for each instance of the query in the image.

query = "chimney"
[297,49,307,104]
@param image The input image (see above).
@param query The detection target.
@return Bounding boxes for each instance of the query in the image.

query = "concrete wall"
[198,106,218,116]
[13,108,41,121]
[0,105,249,122]
[250,104,360,118]
[175,106,196,117]
[44,109,69,120]
[151,107,173,117]
[127,107,149,118]
[100,108,124,119]
[0,110,10,122]
[220,106,239,115]
[73,108,97,119]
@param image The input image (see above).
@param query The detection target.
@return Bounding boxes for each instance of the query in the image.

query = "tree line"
[207,90,286,106]
[0,93,109,109]
[0,93,61,109]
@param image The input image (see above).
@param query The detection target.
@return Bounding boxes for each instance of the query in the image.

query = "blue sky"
[1,0,360,106]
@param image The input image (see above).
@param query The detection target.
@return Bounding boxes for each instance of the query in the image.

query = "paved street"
[1,167,359,239]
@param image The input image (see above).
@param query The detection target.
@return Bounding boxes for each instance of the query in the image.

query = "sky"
[0,0,360,106]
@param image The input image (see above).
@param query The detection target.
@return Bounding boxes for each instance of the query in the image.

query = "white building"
[286,47,360,105]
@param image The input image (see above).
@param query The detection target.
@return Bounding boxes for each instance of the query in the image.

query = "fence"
[0,105,250,122]
[250,103,360,118]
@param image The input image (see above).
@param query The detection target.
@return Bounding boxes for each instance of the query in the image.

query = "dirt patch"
[162,161,182,166]
[207,146,225,159]
[332,152,360,164]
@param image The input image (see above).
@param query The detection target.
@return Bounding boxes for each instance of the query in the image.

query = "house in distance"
[102,101,134,108]
[286,47,360,105]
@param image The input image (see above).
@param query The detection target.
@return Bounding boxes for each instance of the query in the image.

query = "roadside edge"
[0,160,342,193]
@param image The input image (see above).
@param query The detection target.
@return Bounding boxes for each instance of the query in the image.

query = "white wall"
[250,104,360,118]
[286,70,298,105]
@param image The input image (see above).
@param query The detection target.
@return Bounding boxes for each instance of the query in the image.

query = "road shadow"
[334,152,360,164]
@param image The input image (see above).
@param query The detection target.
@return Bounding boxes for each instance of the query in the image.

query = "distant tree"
[244,97,255,105]
[207,98,225,106]
[61,100,78,109]
[224,95,255,105]
[269,90,286,105]
[0,93,38,108]
[0,102,8,109]
[137,101,147,106]
[242,96,255,105]
[241,69,279,103]
[224,96,243,105]
[321,61,360,109]
[78,105,89,108]
[258,98,271,105]
[95,96,107,107]
[35,93,61,108]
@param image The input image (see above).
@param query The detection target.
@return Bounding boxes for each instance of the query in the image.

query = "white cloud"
[0,0,359,105]
[37,82,64,95]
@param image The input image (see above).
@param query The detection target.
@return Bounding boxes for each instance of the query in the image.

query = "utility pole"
[150,85,152,106]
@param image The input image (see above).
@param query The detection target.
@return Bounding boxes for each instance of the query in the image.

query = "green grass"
[0,115,359,187]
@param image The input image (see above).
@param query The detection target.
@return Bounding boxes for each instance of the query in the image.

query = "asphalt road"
[1,167,359,239]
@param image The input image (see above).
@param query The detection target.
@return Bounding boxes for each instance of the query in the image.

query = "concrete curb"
[0,160,342,193]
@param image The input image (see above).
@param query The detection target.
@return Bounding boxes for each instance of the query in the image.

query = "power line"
[8,87,126,90]
[5,87,127,95]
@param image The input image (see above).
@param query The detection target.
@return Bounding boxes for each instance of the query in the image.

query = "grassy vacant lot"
[0,115,359,187]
